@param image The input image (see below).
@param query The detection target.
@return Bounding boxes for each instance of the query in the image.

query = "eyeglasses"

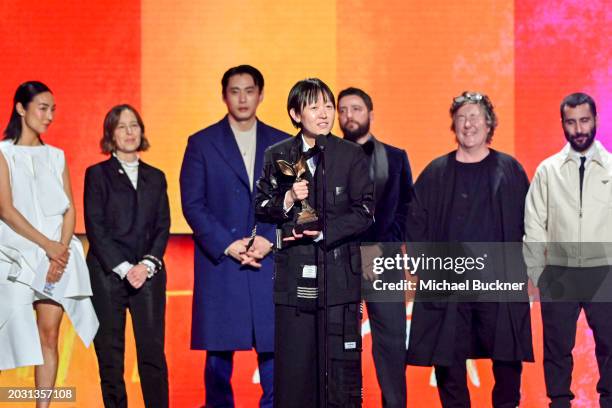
[453,92,483,104]
[116,123,141,133]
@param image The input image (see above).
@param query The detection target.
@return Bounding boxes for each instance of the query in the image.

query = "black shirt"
[447,153,501,242]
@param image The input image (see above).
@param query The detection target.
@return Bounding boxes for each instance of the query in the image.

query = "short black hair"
[287,78,335,129]
[3,81,52,143]
[337,87,373,111]
[221,65,264,96]
[560,92,597,120]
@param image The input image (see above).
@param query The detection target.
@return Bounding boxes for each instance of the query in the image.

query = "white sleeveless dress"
[0,140,99,370]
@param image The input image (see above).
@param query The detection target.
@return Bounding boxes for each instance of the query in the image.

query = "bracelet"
[138,261,155,279]
[142,254,163,272]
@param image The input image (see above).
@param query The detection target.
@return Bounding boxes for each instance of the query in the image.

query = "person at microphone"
[255,78,374,407]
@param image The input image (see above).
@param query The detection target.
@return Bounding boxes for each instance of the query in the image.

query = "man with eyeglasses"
[406,91,534,407]
[524,93,612,407]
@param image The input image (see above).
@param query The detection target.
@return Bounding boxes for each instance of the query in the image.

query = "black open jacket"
[406,149,534,366]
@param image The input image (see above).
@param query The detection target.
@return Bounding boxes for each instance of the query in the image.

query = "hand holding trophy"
[277,153,322,233]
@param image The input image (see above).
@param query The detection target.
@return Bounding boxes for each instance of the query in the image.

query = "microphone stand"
[316,135,329,408]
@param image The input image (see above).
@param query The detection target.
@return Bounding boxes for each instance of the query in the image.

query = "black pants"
[91,272,169,408]
[274,303,362,408]
[365,300,406,408]
[541,301,612,408]
[434,302,523,408]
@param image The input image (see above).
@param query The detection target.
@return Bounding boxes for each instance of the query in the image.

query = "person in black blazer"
[338,87,413,408]
[84,104,170,408]
[255,78,374,407]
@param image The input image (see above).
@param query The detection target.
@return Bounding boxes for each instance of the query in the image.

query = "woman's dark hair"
[287,78,335,129]
[100,104,150,154]
[3,81,52,144]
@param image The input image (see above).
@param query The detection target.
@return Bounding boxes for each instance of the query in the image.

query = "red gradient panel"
[515,0,612,178]
[0,0,141,233]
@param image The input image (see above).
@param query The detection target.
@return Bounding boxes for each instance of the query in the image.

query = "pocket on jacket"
[348,244,361,275]
[327,186,348,205]
[592,181,612,206]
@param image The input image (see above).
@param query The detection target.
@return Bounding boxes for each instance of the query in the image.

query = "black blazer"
[405,150,534,366]
[365,136,413,243]
[255,134,374,306]
[84,156,170,274]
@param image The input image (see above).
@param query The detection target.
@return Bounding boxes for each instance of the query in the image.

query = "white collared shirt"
[301,134,317,176]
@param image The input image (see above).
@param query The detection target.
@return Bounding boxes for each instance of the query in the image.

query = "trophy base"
[295,217,322,234]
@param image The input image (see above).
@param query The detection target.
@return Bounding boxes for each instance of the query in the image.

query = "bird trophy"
[277,155,321,233]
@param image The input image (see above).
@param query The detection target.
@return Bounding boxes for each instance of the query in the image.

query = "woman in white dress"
[0,81,98,407]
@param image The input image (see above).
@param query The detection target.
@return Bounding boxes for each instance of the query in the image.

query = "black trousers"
[91,271,169,408]
[434,302,523,408]
[365,300,406,408]
[274,303,362,408]
[541,301,612,408]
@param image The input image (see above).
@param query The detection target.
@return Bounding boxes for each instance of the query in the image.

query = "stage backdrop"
[0,0,609,406]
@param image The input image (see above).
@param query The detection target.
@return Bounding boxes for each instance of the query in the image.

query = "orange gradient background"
[0,0,610,406]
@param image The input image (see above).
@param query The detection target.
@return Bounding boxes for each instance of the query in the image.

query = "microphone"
[304,134,328,160]
[315,133,329,151]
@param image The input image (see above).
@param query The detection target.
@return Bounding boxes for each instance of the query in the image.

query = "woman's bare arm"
[59,162,76,247]
[0,151,67,263]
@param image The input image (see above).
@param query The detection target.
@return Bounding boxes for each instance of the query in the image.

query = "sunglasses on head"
[453,92,483,104]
